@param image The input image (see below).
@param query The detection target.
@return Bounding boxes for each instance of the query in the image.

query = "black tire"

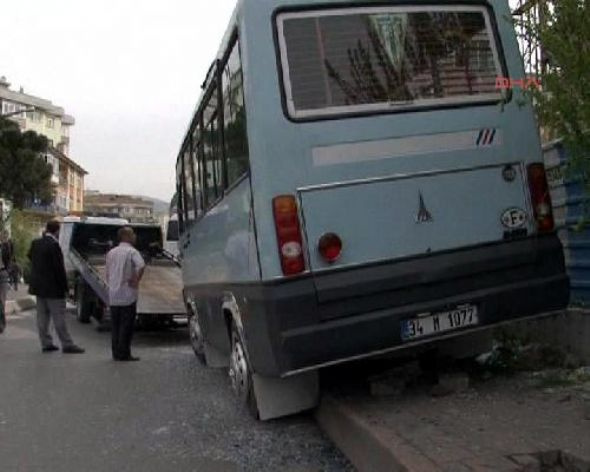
[76,283,93,324]
[0,301,5,333]
[229,322,259,419]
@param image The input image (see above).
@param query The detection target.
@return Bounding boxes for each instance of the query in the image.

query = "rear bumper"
[242,235,569,377]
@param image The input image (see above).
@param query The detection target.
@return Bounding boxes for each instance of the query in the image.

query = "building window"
[47,118,54,128]
[2,102,16,114]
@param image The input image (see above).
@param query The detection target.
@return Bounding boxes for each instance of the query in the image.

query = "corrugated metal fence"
[544,140,590,305]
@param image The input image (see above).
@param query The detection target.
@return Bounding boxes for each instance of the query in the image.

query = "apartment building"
[0,75,86,215]
[45,148,87,214]
[84,193,155,224]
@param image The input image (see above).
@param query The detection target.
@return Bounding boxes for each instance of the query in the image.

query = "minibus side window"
[175,159,185,234]
[191,125,203,217]
[203,88,223,208]
[183,149,196,224]
[222,39,249,187]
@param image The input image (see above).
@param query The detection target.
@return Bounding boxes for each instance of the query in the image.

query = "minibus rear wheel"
[229,322,258,419]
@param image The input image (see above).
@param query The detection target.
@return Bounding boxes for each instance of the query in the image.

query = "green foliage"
[0,118,53,209]
[9,210,40,283]
[523,0,590,174]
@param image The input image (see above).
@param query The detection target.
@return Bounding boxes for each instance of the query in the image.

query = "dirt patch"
[509,450,590,472]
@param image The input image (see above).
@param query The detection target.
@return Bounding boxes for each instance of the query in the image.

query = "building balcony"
[24,202,67,216]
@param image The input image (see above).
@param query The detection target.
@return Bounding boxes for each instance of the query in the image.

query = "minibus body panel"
[240,0,542,280]
[178,0,569,383]
[299,162,531,279]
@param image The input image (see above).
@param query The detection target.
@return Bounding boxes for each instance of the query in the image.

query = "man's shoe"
[62,345,85,354]
[119,356,140,362]
[42,345,59,353]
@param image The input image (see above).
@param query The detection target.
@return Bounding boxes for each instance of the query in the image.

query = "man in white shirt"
[106,227,145,362]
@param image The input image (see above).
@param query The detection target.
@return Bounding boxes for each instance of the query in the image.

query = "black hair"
[45,220,60,235]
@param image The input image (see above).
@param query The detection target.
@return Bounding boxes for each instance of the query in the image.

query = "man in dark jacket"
[0,229,14,333]
[28,220,84,353]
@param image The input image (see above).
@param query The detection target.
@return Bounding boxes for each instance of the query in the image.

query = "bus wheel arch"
[222,294,248,357]
[229,319,259,418]
[187,301,206,363]
[223,296,259,418]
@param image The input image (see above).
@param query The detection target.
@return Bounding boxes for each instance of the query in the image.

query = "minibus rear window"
[277,6,503,119]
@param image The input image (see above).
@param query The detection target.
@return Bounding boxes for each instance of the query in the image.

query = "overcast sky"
[1,0,523,203]
[0,0,237,202]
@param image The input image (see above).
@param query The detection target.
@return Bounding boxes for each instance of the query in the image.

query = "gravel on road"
[0,308,352,472]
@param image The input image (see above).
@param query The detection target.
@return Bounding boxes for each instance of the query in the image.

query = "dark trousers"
[110,303,136,360]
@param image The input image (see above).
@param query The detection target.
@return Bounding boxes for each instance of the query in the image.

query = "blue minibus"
[175,0,569,419]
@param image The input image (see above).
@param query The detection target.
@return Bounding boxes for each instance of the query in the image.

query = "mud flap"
[253,371,319,421]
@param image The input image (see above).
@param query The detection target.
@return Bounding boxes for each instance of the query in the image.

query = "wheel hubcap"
[229,334,250,399]
[189,313,204,355]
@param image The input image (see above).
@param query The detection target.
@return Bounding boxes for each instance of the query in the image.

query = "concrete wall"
[508,310,590,364]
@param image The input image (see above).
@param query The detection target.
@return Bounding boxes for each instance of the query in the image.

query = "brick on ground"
[323,374,590,472]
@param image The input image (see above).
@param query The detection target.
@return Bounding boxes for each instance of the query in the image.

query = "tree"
[521,0,590,182]
[0,117,54,209]
[8,210,39,283]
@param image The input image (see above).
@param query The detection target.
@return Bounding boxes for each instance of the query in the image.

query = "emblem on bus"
[416,192,433,223]
[501,207,527,229]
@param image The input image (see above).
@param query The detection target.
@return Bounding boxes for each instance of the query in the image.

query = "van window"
[278,6,503,118]
[59,223,73,250]
[166,219,179,242]
[222,39,249,186]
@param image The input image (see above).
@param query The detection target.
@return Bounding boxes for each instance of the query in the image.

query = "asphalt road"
[0,308,352,472]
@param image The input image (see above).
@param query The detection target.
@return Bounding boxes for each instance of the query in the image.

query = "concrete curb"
[16,296,36,311]
[315,395,439,472]
[5,296,36,315]
[4,300,18,316]
[316,310,590,472]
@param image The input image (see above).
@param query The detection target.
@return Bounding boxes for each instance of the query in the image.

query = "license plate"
[401,304,479,341]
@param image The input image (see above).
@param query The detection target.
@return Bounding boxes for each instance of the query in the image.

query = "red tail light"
[318,233,343,263]
[273,195,305,276]
[527,163,555,233]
